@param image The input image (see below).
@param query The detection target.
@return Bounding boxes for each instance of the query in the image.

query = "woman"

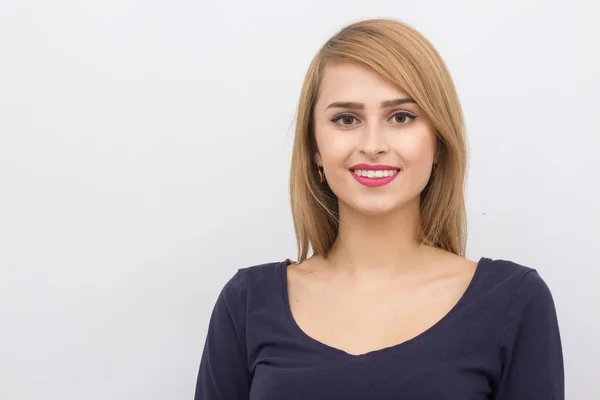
[195,18,564,399]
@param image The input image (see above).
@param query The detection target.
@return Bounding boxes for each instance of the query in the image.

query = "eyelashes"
[330,111,418,127]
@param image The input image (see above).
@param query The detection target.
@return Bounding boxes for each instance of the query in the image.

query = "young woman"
[195,18,564,399]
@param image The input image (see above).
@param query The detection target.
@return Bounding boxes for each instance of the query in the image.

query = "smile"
[350,169,400,187]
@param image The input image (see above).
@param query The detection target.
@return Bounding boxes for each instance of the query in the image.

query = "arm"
[195,272,250,400]
[495,270,564,399]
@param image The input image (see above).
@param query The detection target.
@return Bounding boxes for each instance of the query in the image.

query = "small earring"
[318,166,325,183]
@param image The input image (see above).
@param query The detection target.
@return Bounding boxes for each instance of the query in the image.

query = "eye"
[331,113,359,126]
[389,111,417,125]
[330,111,417,127]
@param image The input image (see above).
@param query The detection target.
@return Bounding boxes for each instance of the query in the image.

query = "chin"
[345,197,406,217]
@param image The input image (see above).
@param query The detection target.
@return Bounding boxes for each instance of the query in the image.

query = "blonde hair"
[289,18,468,263]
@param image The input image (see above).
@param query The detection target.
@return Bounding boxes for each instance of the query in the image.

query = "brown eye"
[342,116,355,124]
[395,114,408,123]
[390,111,417,125]
[332,114,358,126]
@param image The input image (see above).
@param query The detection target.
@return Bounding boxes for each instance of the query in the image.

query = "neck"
[326,197,426,278]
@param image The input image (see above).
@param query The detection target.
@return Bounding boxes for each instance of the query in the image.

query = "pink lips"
[350,164,400,188]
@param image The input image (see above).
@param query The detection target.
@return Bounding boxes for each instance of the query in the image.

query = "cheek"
[391,131,436,167]
[315,129,354,166]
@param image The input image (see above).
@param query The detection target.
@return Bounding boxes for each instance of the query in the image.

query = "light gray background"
[1,0,598,399]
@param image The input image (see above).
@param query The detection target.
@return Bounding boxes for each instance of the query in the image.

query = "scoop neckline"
[279,256,489,359]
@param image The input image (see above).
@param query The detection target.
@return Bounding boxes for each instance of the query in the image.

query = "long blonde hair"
[289,18,468,263]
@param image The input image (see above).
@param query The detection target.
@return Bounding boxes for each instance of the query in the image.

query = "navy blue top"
[195,257,564,399]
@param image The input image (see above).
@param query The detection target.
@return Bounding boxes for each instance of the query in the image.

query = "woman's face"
[313,62,438,216]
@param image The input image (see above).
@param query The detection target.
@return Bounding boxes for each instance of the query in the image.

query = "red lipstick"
[349,164,400,188]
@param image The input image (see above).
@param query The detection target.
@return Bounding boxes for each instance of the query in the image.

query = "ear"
[314,153,322,167]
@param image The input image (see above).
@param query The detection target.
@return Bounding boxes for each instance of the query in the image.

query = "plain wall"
[1,0,598,398]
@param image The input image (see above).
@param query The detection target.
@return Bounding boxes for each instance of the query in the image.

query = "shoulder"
[477,257,536,287]
[219,259,288,305]
[491,258,562,369]
[476,257,556,312]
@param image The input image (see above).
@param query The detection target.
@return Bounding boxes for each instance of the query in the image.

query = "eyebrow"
[325,97,416,110]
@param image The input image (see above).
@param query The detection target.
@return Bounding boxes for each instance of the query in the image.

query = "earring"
[318,166,325,183]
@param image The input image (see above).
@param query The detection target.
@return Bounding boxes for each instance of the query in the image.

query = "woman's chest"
[249,354,493,400]
[245,322,499,400]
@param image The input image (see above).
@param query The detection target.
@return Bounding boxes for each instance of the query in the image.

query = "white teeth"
[353,169,398,178]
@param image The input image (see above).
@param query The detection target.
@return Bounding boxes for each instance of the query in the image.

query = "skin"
[287,61,479,356]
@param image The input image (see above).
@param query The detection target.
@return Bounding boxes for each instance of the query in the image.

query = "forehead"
[317,62,410,105]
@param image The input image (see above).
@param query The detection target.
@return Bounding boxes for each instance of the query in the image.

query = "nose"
[359,122,388,158]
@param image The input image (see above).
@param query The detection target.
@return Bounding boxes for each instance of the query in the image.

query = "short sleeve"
[195,271,250,400]
[495,270,564,399]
